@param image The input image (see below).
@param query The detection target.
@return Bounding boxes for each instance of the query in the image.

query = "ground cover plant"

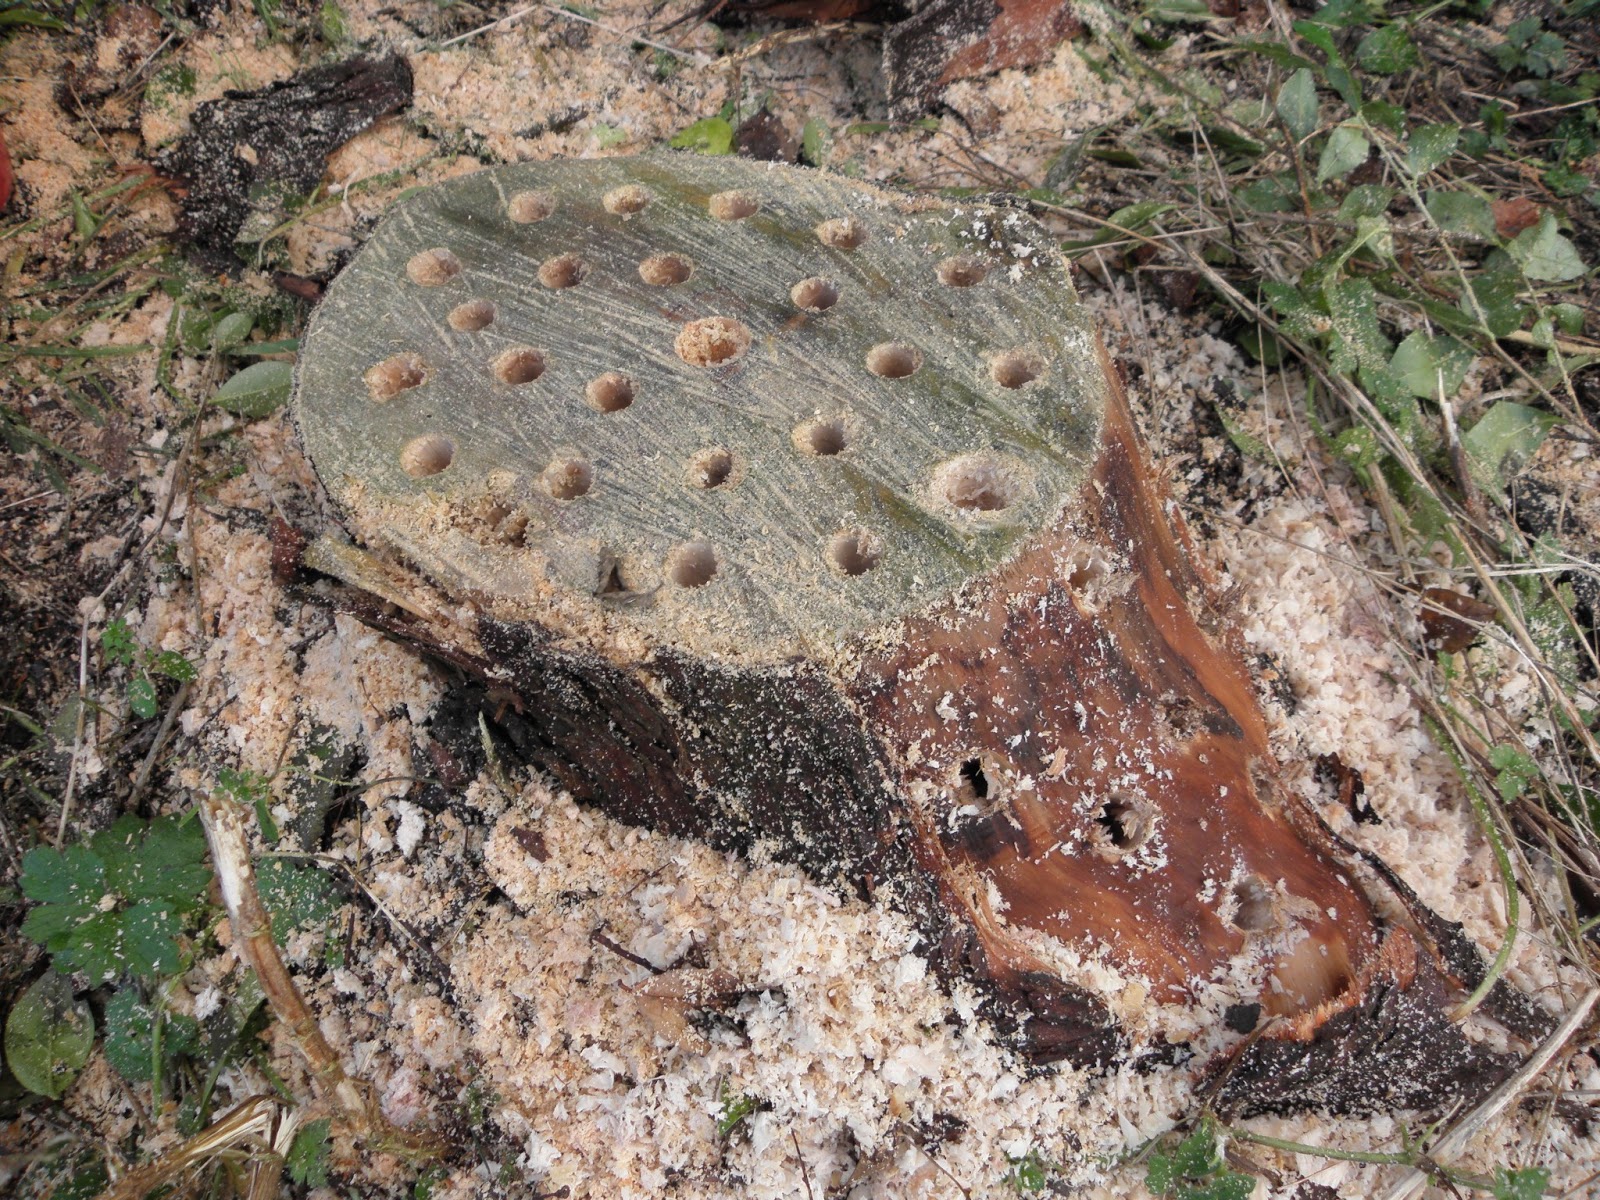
[0,0,1596,1196]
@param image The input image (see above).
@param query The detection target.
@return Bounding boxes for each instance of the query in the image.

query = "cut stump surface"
[293,154,1517,1111]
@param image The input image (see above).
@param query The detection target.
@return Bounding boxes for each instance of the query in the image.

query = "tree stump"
[290,154,1527,1111]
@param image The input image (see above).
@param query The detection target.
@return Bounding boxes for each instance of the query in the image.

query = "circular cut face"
[294,155,1107,662]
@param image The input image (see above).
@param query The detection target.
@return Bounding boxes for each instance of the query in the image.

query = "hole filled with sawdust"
[666,541,718,588]
[640,253,693,286]
[447,300,495,332]
[1093,795,1150,854]
[542,457,592,500]
[507,190,556,223]
[937,255,989,287]
[539,254,588,289]
[791,277,840,312]
[406,248,461,286]
[675,317,751,367]
[829,528,883,576]
[816,216,867,249]
[688,447,734,489]
[1230,877,1279,932]
[365,353,427,401]
[494,348,546,385]
[400,434,454,478]
[991,348,1046,389]
[604,184,651,215]
[709,190,759,220]
[934,455,1018,512]
[586,372,634,413]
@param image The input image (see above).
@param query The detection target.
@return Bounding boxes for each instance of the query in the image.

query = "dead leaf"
[1420,586,1496,655]
[1315,752,1379,826]
[1491,197,1541,239]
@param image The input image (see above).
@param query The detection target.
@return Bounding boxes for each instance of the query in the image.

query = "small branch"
[199,791,441,1157]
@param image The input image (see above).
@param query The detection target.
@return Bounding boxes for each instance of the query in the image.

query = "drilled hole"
[406,248,461,287]
[791,277,840,312]
[400,434,454,478]
[828,527,883,576]
[1067,549,1109,591]
[447,299,495,332]
[639,253,693,286]
[937,255,989,287]
[539,253,588,289]
[708,190,759,220]
[364,352,426,401]
[603,184,651,215]
[688,447,733,489]
[507,190,556,223]
[666,541,717,588]
[1230,877,1279,932]
[816,216,867,249]
[793,417,847,457]
[866,342,922,379]
[934,455,1018,513]
[991,348,1046,389]
[494,347,546,385]
[542,457,592,500]
[956,757,990,803]
[586,371,634,413]
[1093,795,1149,853]
[675,316,751,367]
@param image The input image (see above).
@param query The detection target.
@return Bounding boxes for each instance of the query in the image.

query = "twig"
[199,791,442,1157]
[435,3,713,64]
[1375,986,1600,1200]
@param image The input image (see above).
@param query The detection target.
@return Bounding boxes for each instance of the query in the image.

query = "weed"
[101,616,197,720]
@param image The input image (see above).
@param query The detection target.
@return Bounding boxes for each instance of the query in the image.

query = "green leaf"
[148,651,197,683]
[1275,68,1318,142]
[1427,191,1497,240]
[287,1118,332,1186]
[1507,213,1587,282]
[1338,185,1393,219]
[127,675,159,720]
[1061,201,1177,251]
[1233,38,1316,71]
[1463,401,1558,492]
[1489,745,1540,805]
[119,901,185,978]
[591,123,627,149]
[21,845,104,906]
[214,361,293,418]
[1384,331,1473,399]
[256,858,341,943]
[101,617,139,666]
[1491,1165,1550,1200]
[1144,0,1217,23]
[103,988,199,1083]
[1323,278,1389,373]
[1333,424,1381,469]
[1406,125,1459,176]
[716,1090,758,1138]
[4,971,94,1099]
[1315,126,1369,183]
[669,117,735,155]
[1464,269,1526,337]
[1356,24,1419,74]
[21,902,91,950]
[800,118,831,166]
[210,311,254,351]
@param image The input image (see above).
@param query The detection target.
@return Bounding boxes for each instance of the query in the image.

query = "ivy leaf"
[1507,213,1587,283]
[1323,278,1390,374]
[4,971,95,1099]
[127,675,159,720]
[148,651,197,683]
[213,360,294,418]
[1338,185,1393,219]
[1275,68,1318,142]
[1356,24,1419,73]
[669,117,735,155]
[1316,125,1369,183]
[1406,125,1459,176]
[1463,269,1526,338]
